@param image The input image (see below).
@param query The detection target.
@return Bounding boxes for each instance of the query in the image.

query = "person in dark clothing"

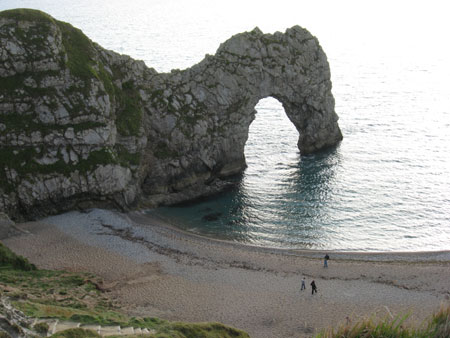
[311,280,317,294]
[324,254,330,267]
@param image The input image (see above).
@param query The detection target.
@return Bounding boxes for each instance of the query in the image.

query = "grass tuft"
[50,328,101,338]
[168,322,250,338]
[427,305,450,338]
[317,305,450,338]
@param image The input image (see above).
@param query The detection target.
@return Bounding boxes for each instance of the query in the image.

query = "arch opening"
[237,96,302,217]
[244,97,300,177]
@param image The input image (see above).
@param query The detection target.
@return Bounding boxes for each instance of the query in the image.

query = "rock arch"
[217,26,343,155]
[143,26,343,205]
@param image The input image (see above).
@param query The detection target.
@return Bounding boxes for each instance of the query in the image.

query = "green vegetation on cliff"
[0,242,249,338]
[114,80,143,137]
[0,146,120,195]
[59,22,96,81]
[0,8,145,200]
[0,8,143,131]
[2,8,105,91]
[0,8,143,191]
[0,8,55,23]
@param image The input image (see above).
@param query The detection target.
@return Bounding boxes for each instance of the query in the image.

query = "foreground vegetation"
[317,306,450,338]
[0,242,249,337]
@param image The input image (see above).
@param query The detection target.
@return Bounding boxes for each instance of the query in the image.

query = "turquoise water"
[2,0,450,251]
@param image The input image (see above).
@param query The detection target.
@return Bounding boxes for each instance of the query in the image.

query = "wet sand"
[2,209,449,338]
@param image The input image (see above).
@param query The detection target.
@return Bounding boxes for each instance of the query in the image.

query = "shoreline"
[3,208,450,338]
[132,211,450,262]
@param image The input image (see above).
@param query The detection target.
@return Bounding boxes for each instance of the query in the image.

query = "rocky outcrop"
[0,212,25,239]
[0,9,342,219]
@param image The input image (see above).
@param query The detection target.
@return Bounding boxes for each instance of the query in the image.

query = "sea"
[2,0,449,251]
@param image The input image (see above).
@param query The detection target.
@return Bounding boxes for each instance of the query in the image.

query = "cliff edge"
[0,9,342,219]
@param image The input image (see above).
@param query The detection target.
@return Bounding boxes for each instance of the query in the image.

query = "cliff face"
[0,9,342,219]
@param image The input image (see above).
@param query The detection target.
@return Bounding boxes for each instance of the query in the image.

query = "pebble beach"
[3,209,450,338]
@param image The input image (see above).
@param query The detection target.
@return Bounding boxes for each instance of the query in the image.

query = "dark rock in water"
[200,207,213,213]
[0,9,342,220]
[202,212,223,222]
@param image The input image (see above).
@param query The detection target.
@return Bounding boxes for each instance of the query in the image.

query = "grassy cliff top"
[0,8,56,23]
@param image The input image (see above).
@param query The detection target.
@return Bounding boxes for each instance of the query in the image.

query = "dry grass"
[317,305,450,338]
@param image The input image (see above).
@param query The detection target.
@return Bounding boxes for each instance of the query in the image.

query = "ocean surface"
[2,0,450,251]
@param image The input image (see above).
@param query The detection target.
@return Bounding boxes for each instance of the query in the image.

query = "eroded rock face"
[0,9,342,219]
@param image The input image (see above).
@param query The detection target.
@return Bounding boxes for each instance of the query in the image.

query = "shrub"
[34,322,49,335]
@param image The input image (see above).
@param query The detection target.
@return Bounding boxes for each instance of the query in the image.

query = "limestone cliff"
[0,9,342,219]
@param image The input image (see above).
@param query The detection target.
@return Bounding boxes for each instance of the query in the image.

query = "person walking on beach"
[324,253,330,268]
[301,277,306,291]
[311,280,317,295]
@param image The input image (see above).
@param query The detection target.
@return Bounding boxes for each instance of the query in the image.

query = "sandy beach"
[2,209,449,338]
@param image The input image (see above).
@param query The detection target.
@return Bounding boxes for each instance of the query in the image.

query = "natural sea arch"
[142,26,344,206]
